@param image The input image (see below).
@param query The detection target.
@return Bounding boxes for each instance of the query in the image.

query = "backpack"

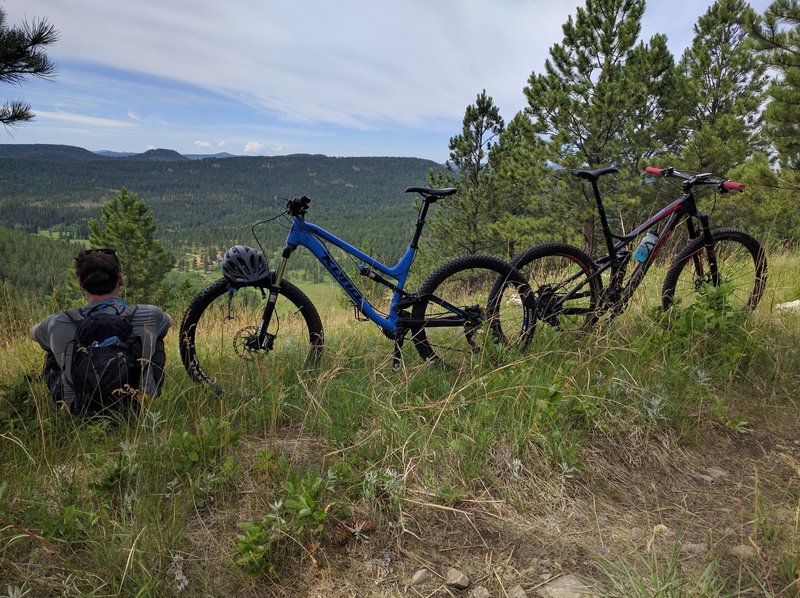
[64,302,142,416]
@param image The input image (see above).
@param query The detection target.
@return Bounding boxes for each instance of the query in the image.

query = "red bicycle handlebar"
[722,180,744,192]
[645,166,744,192]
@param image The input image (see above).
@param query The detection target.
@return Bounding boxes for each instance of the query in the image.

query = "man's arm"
[30,317,51,349]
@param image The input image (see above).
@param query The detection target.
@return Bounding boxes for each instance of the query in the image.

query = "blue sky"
[3,0,773,162]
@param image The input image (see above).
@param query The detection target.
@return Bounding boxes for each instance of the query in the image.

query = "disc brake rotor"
[233,326,260,360]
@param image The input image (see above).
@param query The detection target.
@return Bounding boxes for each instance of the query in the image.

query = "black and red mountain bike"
[490,166,768,334]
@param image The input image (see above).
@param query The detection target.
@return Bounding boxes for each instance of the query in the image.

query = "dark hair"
[75,248,122,295]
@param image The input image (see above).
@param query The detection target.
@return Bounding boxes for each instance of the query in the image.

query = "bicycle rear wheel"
[500,242,601,334]
[662,227,767,311]
[411,254,534,365]
[180,278,323,390]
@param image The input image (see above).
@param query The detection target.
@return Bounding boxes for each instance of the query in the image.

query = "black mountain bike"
[490,166,768,334]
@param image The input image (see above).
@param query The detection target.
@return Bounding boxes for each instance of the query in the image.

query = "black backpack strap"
[124,305,140,323]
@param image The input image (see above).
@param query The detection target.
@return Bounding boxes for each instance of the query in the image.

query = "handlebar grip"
[722,180,744,192]
[645,166,663,175]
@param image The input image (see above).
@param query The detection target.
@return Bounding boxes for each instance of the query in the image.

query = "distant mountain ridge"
[0,144,239,161]
[0,144,103,161]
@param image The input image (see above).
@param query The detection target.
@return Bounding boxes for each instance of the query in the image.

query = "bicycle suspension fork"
[254,245,295,350]
[687,212,720,285]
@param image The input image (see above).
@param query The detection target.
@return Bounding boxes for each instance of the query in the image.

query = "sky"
[2,0,773,163]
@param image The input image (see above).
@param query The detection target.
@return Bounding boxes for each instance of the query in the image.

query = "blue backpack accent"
[64,302,142,416]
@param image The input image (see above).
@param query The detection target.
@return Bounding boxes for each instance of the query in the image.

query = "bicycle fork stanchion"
[255,246,294,351]
[696,213,720,285]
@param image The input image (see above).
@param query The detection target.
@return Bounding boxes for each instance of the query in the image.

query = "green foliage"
[749,0,800,171]
[597,546,729,597]
[427,90,505,259]
[0,8,58,125]
[673,0,767,175]
[0,225,78,296]
[488,113,564,254]
[235,470,337,577]
[88,188,174,303]
[521,0,679,251]
[162,416,242,474]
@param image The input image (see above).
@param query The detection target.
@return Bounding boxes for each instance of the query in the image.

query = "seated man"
[31,248,173,415]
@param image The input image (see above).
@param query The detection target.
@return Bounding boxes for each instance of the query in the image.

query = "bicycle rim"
[513,244,599,333]
[412,255,532,366]
[181,279,323,390]
[663,229,767,311]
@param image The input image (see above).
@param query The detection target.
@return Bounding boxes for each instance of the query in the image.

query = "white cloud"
[35,110,136,128]
[193,140,211,148]
[10,0,585,129]
[243,141,265,153]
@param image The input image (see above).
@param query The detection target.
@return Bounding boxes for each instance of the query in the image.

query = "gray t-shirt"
[32,297,171,407]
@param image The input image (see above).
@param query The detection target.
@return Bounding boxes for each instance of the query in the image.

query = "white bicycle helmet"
[221,245,270,284]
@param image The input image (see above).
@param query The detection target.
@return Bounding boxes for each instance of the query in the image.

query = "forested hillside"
[0,225,77,295]
[0,145,445,266]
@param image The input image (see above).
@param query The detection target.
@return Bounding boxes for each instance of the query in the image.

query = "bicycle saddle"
[405,186,457,201]
[571,166,619,182]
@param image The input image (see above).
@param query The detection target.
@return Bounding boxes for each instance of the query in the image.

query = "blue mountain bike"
[180,187,534,389]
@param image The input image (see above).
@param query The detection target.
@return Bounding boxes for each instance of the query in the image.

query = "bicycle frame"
[278,217,415,333]
[253,193,468,349]
[557,178,716,317]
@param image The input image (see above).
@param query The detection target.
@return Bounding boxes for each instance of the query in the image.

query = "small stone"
[508,584,528,598]
[630,526,647,542]
[446,567,470,589]
[408,568,431,585]
[470,587,491,598]
[731,544,757,560]
[706,466,729,480]
[682,542,709,555]
[540,573,554,581]
[776,299,800,311]
[535,574,599,597]
[596,514,610,526]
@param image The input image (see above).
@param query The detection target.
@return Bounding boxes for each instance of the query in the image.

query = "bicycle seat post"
[404,186,457,249]
[571,167,618,258]
[591,179,617,259]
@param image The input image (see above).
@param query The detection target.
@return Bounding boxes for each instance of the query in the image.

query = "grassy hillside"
[1,248,798,595]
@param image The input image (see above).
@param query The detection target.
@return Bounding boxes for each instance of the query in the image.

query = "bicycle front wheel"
[504,242,601,334]
[662,227,767,311]
[411,254,534,365]
[180,278,324,390]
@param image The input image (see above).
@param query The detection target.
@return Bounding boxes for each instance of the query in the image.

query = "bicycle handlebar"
[645,166,744,193]
[722,180,744,192]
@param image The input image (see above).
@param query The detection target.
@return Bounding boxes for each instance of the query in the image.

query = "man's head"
[75,248,122,295]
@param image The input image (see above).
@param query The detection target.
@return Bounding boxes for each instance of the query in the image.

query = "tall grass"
[1,249,799,595]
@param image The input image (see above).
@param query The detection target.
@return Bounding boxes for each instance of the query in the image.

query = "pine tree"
[0,8,58,126]
[427,90,504,258]
[748,0,800,172]
[523,0,679,251]
[676,0,767,174]
[486,112,566,256]
[88,189,174,303]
